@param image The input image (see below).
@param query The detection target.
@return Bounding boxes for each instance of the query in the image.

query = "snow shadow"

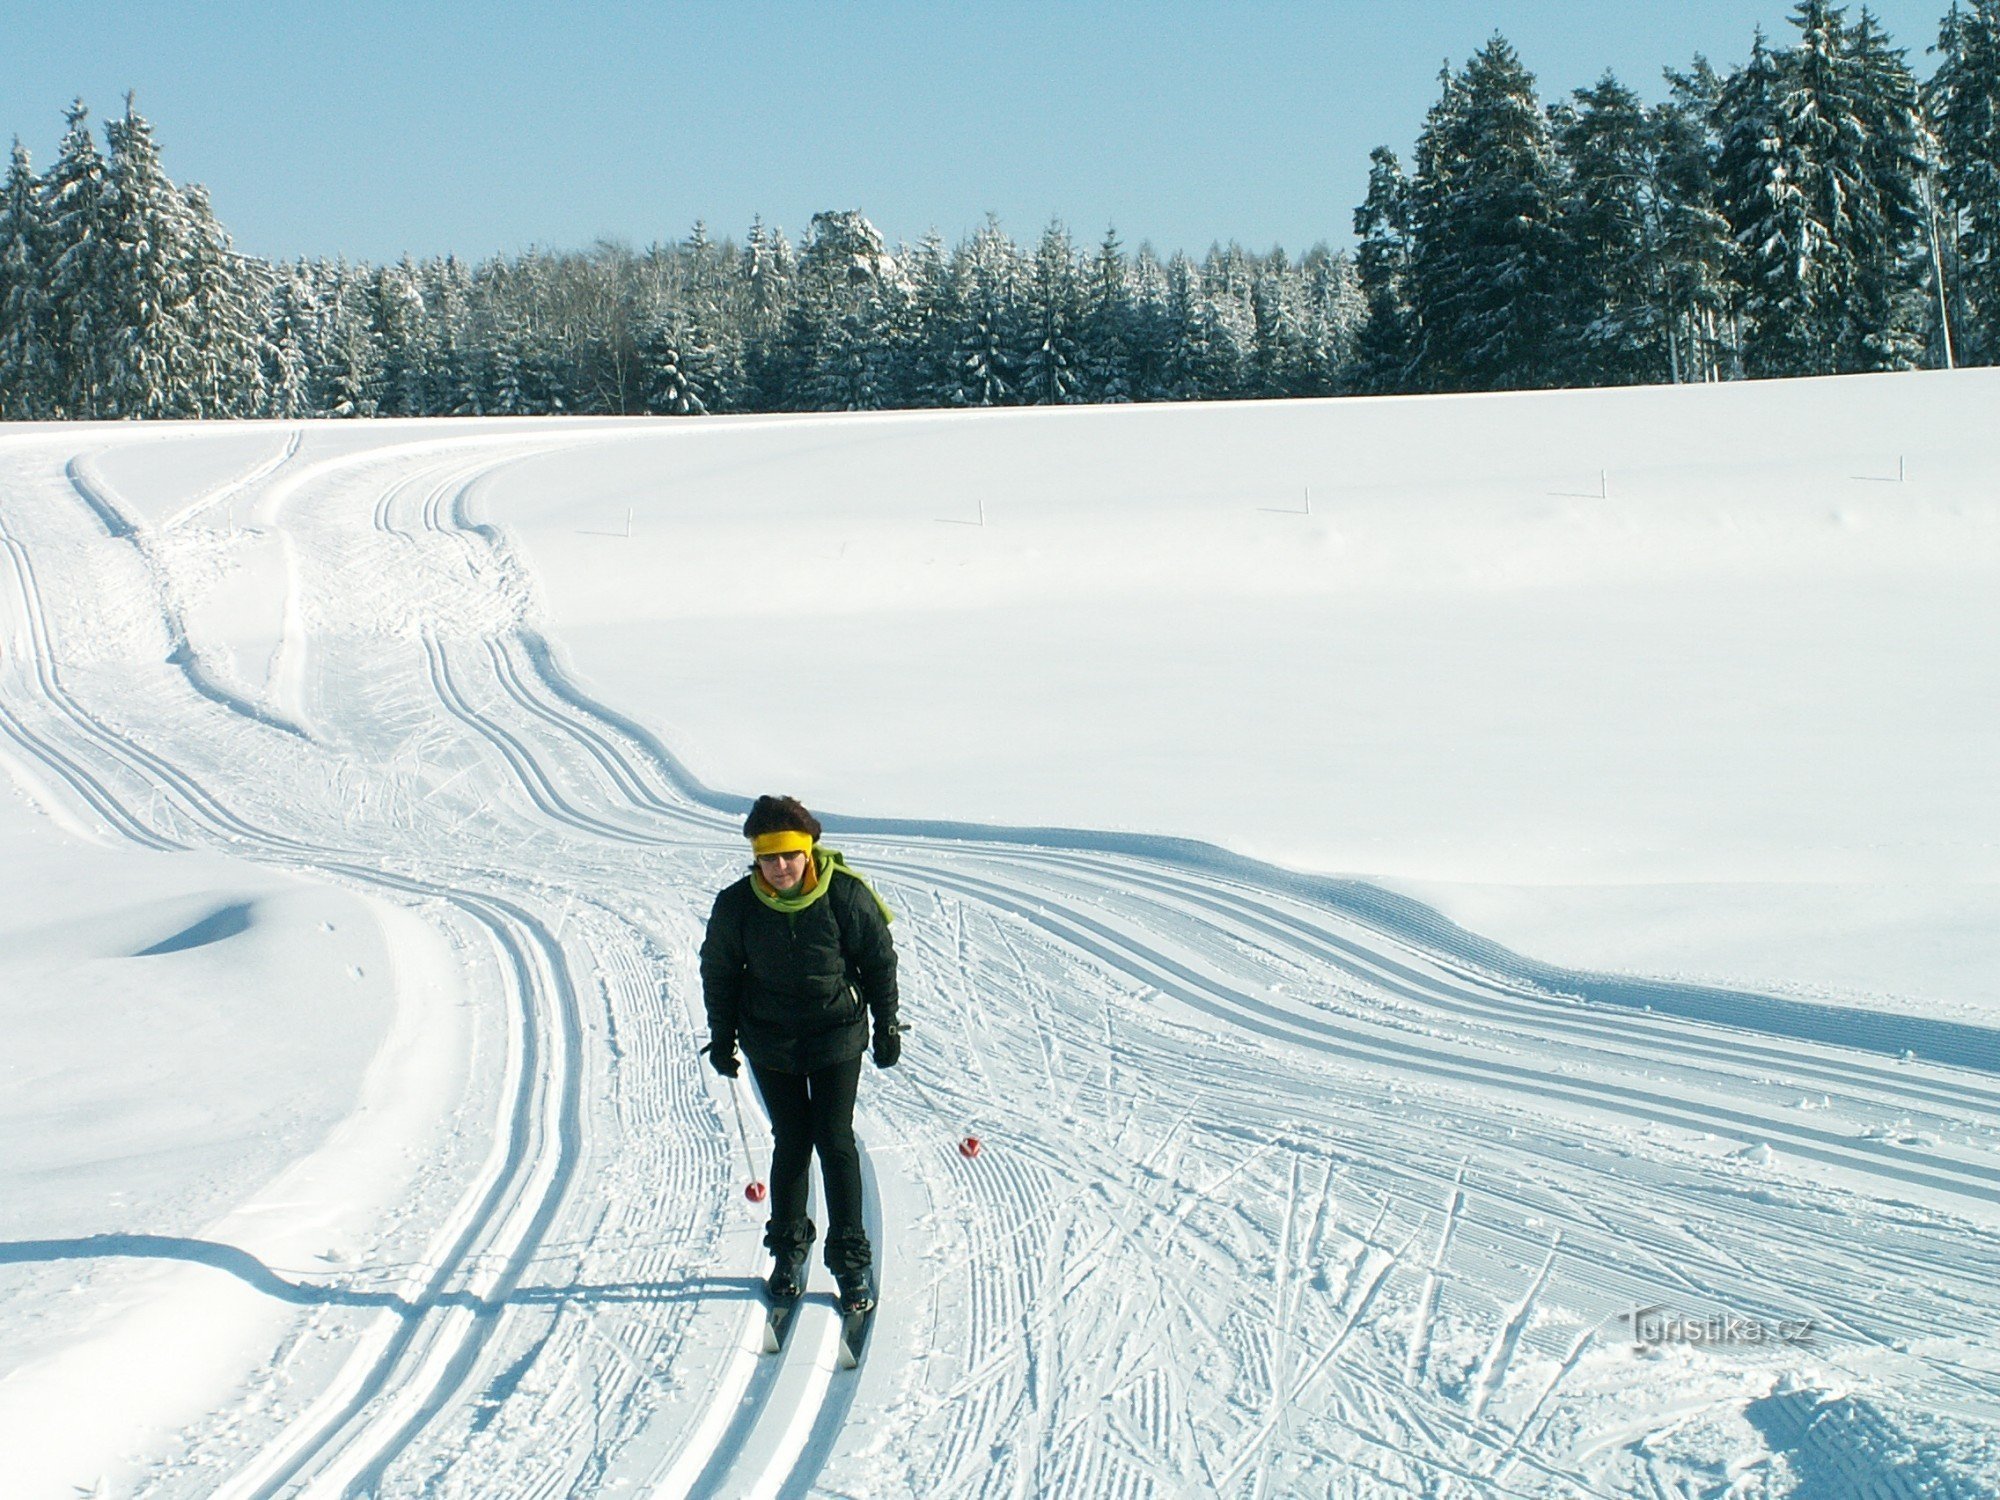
[132,902,255,956]
[65,456,136,539]
[164,642,310,741]
[0,1234,759,1314]
[1743,1387,1987,1498]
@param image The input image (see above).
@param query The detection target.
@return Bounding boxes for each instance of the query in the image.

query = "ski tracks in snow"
[6,429,2000,1495]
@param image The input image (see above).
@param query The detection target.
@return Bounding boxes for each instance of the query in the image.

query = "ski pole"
[896,1063,984,1159]
[725,1074,768,1201]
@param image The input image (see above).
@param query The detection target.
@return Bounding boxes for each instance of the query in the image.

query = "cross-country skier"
[699,795,900,1318]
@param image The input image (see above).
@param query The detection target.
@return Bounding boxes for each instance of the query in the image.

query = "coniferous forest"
[2,0,1997,422]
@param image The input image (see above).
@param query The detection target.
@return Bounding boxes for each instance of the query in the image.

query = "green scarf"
[750,846,895,924]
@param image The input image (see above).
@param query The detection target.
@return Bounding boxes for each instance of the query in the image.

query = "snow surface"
[0,376,1997,1496]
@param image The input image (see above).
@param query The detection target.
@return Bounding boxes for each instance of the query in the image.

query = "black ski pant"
[750,1055,870,1278]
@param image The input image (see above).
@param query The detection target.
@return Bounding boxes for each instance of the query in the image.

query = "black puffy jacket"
[700,863,898,1074]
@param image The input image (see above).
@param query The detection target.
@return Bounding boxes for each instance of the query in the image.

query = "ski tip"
[838,1309,873,1370]
[761,1299,799,1355]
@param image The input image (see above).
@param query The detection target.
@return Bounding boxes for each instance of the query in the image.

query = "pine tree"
[178,182,266,417]
[1351,147,1418,392]
[99,99,201,416]
[263,260,318,417]
[1553,74,1672,385]
[898,230,959,407]
[1928,0,2000,363]
[949,216,1019,406]
[0,140,55,418]
[641,303,720,414]
[422,255,478,414]
[1656,59,1743,381]
[1018,221,1085,405]
[1079,228,1133,402]
[1716,4,1931,376]
[1716,28,1835,374]
[1194,247,1254,398]
[1297,246,1364,394]
[42,100,116,416]
[1407,37,1575,390]
[370,258,434,415]
[315,260,381,417]
[1832,8,1931,371]
[1124,246,1172,400]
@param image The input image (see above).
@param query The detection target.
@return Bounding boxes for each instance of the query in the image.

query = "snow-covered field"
[2,373,1998,1496]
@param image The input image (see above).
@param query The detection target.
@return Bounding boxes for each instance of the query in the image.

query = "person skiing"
[699,794,900,1318]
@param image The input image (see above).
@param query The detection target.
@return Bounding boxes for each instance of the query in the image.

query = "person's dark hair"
[743,794,822,841]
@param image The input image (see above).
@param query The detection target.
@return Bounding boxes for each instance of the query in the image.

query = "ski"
[761,1294,801,1354]
[837,1305,874,1369]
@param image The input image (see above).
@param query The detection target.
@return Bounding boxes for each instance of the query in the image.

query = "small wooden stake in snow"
[626,506,633,537]
[1600,469,1608,499]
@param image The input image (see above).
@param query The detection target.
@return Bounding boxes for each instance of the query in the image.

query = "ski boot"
[765,1247,809,1302]
[835,1268,875,1317]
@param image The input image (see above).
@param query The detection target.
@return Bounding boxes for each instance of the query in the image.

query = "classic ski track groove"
[1,464,595,1497]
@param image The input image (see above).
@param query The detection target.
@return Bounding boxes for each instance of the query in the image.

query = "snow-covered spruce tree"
[41,100,116,417]
[674,228,746,412]
[1194,247,1254,398]
[99,100,200,417]
[313,260,382,417]
[1655,59,1744,382]
[1249,252,1300,396]
[1718,4,1930,377]
[1715,28,1833,375]
[640,303,721,415]
[178,181,267,417]
[0,140,57,418]
[896,230,960,408]
[948,216,1020,406]
[1019,220,1086,405]
[1928,0,2000,363]
[738,218,797,408]
[1407,37,1576,391]
[771,210,898,411]
[1294,246,1364,395]
[423,255,481,415]
[262,260,319,417]
[367,259,433,416]
[1351,146,1418,393]
[1123,245,1172,400]
[1152,253,1205,400]
[807,289,904,411]
[1836,8,1933,372]
[1552,74,1675,386]
[1079,228,1134,402]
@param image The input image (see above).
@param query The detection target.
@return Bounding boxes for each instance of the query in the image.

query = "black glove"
[704,1037,740,1078]
[872,1021,902,1069]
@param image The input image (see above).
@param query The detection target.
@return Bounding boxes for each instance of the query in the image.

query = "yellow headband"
[750,831,815,857]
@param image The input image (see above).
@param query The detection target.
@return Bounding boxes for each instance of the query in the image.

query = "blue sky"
[0,1,1959,264]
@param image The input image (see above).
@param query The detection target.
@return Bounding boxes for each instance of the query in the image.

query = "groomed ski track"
[2,425,1999,1496]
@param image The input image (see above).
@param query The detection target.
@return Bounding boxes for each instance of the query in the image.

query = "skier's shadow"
[0,1233,759,1314]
